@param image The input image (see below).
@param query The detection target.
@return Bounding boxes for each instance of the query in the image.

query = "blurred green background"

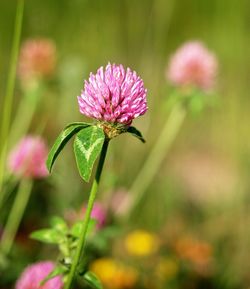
[1,0,249,159]
[0,0,250,288]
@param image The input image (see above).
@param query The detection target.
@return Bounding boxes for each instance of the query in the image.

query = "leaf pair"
[46,123,105,182]
[30,216,68,244]
[30,216,96,245]
[46,122,145,182]
[30,216,101,287]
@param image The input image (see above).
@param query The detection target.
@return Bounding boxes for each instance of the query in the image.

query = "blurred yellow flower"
[124,230,159,256]
[155,258,179,280]
[90,258,138,289]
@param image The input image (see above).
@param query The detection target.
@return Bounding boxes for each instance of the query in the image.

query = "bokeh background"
[0,0,250,288]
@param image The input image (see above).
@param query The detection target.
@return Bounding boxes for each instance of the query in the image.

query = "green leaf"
[46,122,91,173]
[83,271,103,289]
[40,265,67,286]
[50,216,68,233]
[71,218,96,238]
[127,126,146,143]
[30,228,63,244]
[74,126,105,182]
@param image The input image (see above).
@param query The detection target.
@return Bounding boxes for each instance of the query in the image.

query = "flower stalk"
[9,83,43,145]
[0,178,33,256]
[65,139,109,289]
[0,0,24,200]
[128,102,186,215]
[44,63,147,287]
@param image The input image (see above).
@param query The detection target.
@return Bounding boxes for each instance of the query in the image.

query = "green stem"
[0,0,25,203]
[128,103,186,216]
[9,82,43,145]
[0,175,18,213]
[64,139,109,289]
[0,178,33,256]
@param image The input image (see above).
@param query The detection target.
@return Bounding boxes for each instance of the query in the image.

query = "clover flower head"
[18,38,56,82]
[167,41,218,91]
[8,136,49,179]
[15,261,63,289]
[78,63,148,126]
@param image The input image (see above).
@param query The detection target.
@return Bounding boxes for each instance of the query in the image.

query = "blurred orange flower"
[90,258,138,289]
[175,236,213,274]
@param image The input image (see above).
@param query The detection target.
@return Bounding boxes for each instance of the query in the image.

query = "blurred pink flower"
[18,38,56,82]
[82,202,106,229]
[167,41,218,91]
[78,63,147,125]
[8,136,49,179]
[15,261,63,289]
